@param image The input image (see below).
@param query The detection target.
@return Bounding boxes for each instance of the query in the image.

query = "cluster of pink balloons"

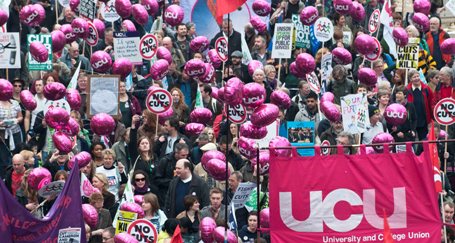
[199,218,237,243]
[201,150,230,181]
[186,107,213,136]
[27,167,52,191]
[320,92,342,123]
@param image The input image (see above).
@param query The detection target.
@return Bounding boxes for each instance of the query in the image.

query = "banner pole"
[225,104,229,243]
[55,0,58,24]
[441,192,448,243]
[256,145,261,239]
[277,58,282,83]
[155,114,159,137]
[405,69,408,86]
[5,68,8,81]
[444,125,449,173]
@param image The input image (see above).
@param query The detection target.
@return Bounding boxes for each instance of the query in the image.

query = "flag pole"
[444,124,449,173]
[256,145,261,240]
[224,13,231,243]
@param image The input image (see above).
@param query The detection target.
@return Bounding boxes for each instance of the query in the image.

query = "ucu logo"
[279,187,407,232]
[239,147,252,157]
[73,27,84,34]
[335,4,350,11]
[386,111,405,119]
[243,95,264,105]
[307,14,317,23]
[144,5,151,10]
[92,58,109,69]
[65,33,76,39]
[165,11,178,19]
[187,68,204,76]
[256,9,267,15]
[25,12,38,24]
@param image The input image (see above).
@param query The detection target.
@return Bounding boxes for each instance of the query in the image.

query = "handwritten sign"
[340,93,370,134]
[114,32,142,65]
[271,23,293,59]
[232,182,257,209]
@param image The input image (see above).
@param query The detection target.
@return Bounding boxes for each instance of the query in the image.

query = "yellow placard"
[396,38,419,70]
[115,210,138,235]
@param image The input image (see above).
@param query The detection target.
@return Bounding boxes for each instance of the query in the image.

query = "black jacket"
[210,30,242,57]
[154,133,191,158]
[155,153,178,206]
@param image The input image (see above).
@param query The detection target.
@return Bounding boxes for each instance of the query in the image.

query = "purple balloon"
[66,88,82,111]
[295,53,316,74]
[68,151,92,169]
[332,47,352,65]
[195,63,215,83]
[269,136,291,157]
[240,121,267,139]
[141,0,159,16]
[43,82,66,100]
[289,62,306,79]
[185,123,206,136]
[211,87,219,100]
[251,103,279,127]
[134,195,144,205]
[251,150,270,174]
[132,4,149,25]
[392,27,409,46]
[333,0,353,15]
[114,232,139,243]
[90,51,112,73]
[112,58,133,79]
[350,1,365,22]
[320,101,341,123]
[224,78,245,106]
[213,227,237,243]
[252,0,271,16]
[45,107,70,129]
[70,0,80,12]
[216,87,226,103]
[358,67,377,87]
[185,59,206,77]
[270,90,291,110]
[93,19,105,38]
[207,49,222,68]
[260,208,270,228]
[120,202,145,218]
[51,30,66,53]
[82,204,98,228]
[320,92,335,103]
[90,113,116,136]
[150,59,169,80]
[156,46,172,64]
[372,132,394,153]
[200,217,217,243]
[248,60,264,76]
[441,38,455,55]
[414,0,431,15]
[242,83,266,109]
[238,136,258,159]
[20,4,45,26]
[20,90,37,111]
[250,16,267,33]
[190,108,213,125]
[164,4,184,27]
[0,9,8,26]
[201,150,226,171]
[29,42,48,63]
[158,108,174,125]
[61,117,80,137]
[206,158,230,180]
[115,0,132,18]
[53,131,73,154]
[355,34,376,55]
[28,167,51,191]
[190,36,210,53]
[412,12,429,32]
[300,6,319,26]
[71,18,89,38]
[121,19,136,32]
[60,24,77,44]
[384,103,408,126]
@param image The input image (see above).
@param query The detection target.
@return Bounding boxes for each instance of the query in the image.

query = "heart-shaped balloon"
[185,123,205,136]
[357,67,377,87]
[242,83,266,109]
[207,49,222,68]
[190,36,209,53]
[441,38,455,55]
[247,60,264,76]
[332,47,352,65]
[43,82,66,101]
[238,136,258,159]
[212,227,237,243]
[164,4,184,27]
[60,24,77,44]
[68,151,92,169]
[252,0,271,16]
[412,12,429,32]
[190,108,213,125]
[158,108,174,125]
[141,0,159,16]
[120,202,145,218]
[114,232,139,243]
[295,53,316,74]
[270,90,291,110]
[350,1,365,21]
[384,103,408,126]
[260,208,270,228]
[372,132,394,153]
[355,34,376,55]
[66,88,82,111]
[250,16,267,33]
[53,131,73,154]
[28,167,51,191]
[201,150,226,171]
[320,101,341,122]
[20,90,37,111]
[184,59,206,78]
[224,78,244,106]
[0,9,8,26]
[392,27,409,46]
[251,150,270,174]
[156,46,172,64]
[300,6,319,26]
[132,4,149,25]
[134,195,144,205]
[194,63,215,83]
[51,30,66,53]
[70,0,80,12]
[45,107,70,129]
[90,51,112,73]
[320,92,335,103]
[29,42,49,63]
[90,113,116,136]
[289,61,306,79]
[269,136,291,157]
[93,19,105,37]
[413,0,431,15]
[121,19,136,32]
[20,4,45,27]
[250,104,279,127]
[205,158,230,181]
[150,59,170,80]
[61,117,80,137]
[71,18,89,38]
[200,217,217,243]
[112,58,133,79]
[240,121,267,139]
[333,0,353,15]
[82,204,98,228]
[0,79,13,101]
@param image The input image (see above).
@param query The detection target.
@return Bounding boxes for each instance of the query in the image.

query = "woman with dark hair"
[90,142,106,168]
[176,195,201,242]
[119,80,142,128]
[170,87,190,128]
[132,170,151,195]
[142,193,167,233]
[239,211,258,242]
[43,72,59,84]
[158,218,181,243]
[137,110,158,140]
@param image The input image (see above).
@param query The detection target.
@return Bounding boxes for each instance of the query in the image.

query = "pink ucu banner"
[269,143,441,243]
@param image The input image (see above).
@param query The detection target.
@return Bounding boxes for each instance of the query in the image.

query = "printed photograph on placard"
[287,121,315,156]
[87,75,120,117]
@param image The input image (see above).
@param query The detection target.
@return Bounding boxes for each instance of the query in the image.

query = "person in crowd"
[444,201,455,224]
[333,13,352,46]
[162,36,186,70]
[82,160,96,182]
[4,154,27,197]
[225,171,249,228]
[76,72,89,117]
[119,81,142,129]
[389,86,417,142]
[95,149,127,201]
[291,80,312,110]
[200,188,228,225]
[320,117,344,154]
[155,116,191,157]
[137,110,158,141]
[406,25,436,75]
[24,79,46,138]
[111,128,131,172]
[58,7,75,25]
[101,227,115,243]
[89,192,113,242]
[238,211,258,243]
[193,84,222,125]
[132,170,151,195]
[295,91,321,130]
[244,23,257,52]
[170,87,190,128]
[434,67,455,101]
[252,69,273,103]
[264,65,280,91]
[70,110,91,153]
[176,195,201,242]
[326,65,357,105]
[92,173,116,216]
[210,19,242,57]
[336,131,356,155]
[142,192,168,232]
[90,142,106,168]
[230,51,253,84]
[427,69,440,92]
[219,135,244,171]
[61,41,92,72]
[362,106,385,144]
[54,170,67,181]
[191,133,209,165]
[157,218,181,243]
[426,16,451,69]
[0,90,23,157]
[43,150,70,178]
[377,89,391,121]
[84,224,92,243]
[173,23,191,61]
[252,35,271,66]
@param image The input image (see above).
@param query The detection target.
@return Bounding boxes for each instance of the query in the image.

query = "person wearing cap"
[362,105,386,144]
[191,133,210,165]
[231,50,253,84]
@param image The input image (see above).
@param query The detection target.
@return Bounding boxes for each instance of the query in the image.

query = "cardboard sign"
[340,93,370,134]
[0,33,20,68]
[146,89,173,114]
[313,17,333,42]
[227,104,247,124]
[139,34,158,60]
[215,36,228,62]
[368,9,380,34]
[27,34,52,71]
[87,75,120,117]
[86,21,99,46]
[100,0,120,22]
[79,0,97,20]
[292,14,310,49]
[116,210,138,234]
[114,32,142,65]
[396,37,419,69]
[232,182,257,209]
[58,0,70,7]
[321,53,333,86]
[127,219,158,243]
[434,98,455,125]
[271,23,294,59]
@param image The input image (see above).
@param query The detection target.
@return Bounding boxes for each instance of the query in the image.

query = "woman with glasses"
[142,193,167,233]
[132,170,151,195]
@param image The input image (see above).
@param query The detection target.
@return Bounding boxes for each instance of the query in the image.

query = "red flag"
[383,210,394,243]
[215,0,247,24]
[170,225,183,243]
[429,122,443,192]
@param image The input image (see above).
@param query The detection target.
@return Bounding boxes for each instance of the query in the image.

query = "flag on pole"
[380,0,397,58]
[112,177,135,227]
[429,122,443,193]
[215,0,247,24]
[383,210,395,243]
[228,202,238,231]
[195,85,204,108]
[241,34,252,65]
[67,62,81,89]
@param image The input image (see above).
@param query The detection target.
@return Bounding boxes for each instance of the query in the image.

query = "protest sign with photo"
[27,34,52,71]
[87,75,120,117]
[271,23,293,59]
[0,33,20,69]
[114,32,142,65]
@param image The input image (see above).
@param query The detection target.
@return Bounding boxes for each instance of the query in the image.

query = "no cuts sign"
[127,219,158,243]
[146,89,173,114]
[434,98,455,125]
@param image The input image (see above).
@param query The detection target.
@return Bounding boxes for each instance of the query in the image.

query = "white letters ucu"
[279,187,407,232]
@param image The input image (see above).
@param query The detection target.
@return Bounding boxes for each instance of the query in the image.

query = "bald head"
[12,154,26,174]
[175,159,192,179]
[162,37,173,50]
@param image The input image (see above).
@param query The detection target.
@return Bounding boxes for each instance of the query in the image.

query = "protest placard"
[340,93,370,134]
[271,23,293,59]
[396,37,419,69]
[232,182,257,209]
[287,121,315,156]
[100,0,120,22]
[0,33,20,68]
[116,210,138,234]
[114,32,142,65]
[87,75,120,117]
[79,0,97,20]
[27,34,52,71]
[292,14,310,49]
[58,228,81,243]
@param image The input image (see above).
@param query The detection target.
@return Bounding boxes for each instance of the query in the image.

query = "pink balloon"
[300,6,319,26]
[156,46,172,64]
[61,117,80,136]
[185,59,206,77]
[132,4,149,25]
[164,4,184,27]
[206,158,230,181]
[270,90,291,110]
[70,0,79,12]
[441,38,455,55]
[295,53,316,74]
[251,150,270,174]
[260,208,270,228]
[247,60,264,76]
[201,150,226,171]
[289,62,306,79]
[53,131,73,154]
[269,136,291,157]
[358,67,377,87]
[91,113,116,136]
[0,79,13,101]
[333,0,353,15]
[211,87,219,100]
[150,59,169,80]
[320,92,335,103]
[68,151,92,169]
[0,9,8,26]
[90,51,112,73]
[82,204,98,228]
[115,0,132,18]
[93,19,105,38]
[212,227,238,243]
[122,19,136,32]
[30,42,48,63]
[251,103,279,127]
[185,123,206,136]
[158,108,174,125]
[365,146,376,154]
[190,36,210,53]
[112,58,133,79]
[200,217,217,243]
[120,202,145,218]
[240,121,267,139]
[384,103,408,126]
[207,49,222,68]
[20,90,37,111]
[350,1,365,21]
[224,78,245,106]
[45,107,70,129]
[66,88,82,111]
[414,0,431,14]
[114,232,139,243]
[216,87,226,103]
[250,16,267,33]
[412,12,429,32]
[190,108,213,125]
[134,195,144,205]
[355,34,376,55]
[44,82,66,100]
[252,0,271,16]
[20,4,45,26]
[392,27,409,47]
[71,18,89,38]
[440,130,448,140]
[141,0,159,16]
[27,167,51,191]
[332,47,352,65]
[194,63,215,83]
[242,83,266,109]
[320,101,341,122]
[51,30,66,52]
[60,24,77,44]
[238,136,258,159]
[372,132,394,153]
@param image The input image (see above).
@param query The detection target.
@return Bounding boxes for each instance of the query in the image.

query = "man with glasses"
[101,227,115,243]
[61,41,91,72]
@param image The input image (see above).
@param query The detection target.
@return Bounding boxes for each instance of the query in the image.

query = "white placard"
[0,33,20,68]
[114,32,142,65]
[340,94,370,134]
[232,182,257,209]
[271,23,293,59]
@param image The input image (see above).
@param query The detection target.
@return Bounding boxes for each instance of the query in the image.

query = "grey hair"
[440,66,453,79]
[336,131,355,145]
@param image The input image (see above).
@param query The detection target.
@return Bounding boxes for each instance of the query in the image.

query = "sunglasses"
[14,85,22,87]
[135,178,146,182]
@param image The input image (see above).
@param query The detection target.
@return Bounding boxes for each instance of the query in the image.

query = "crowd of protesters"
[2,0,455,241]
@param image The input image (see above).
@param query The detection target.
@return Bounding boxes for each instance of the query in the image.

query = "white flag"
[380,0,397,58]
[112,177,135,227]
[67,62,81,89]
[241,34,253,65]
